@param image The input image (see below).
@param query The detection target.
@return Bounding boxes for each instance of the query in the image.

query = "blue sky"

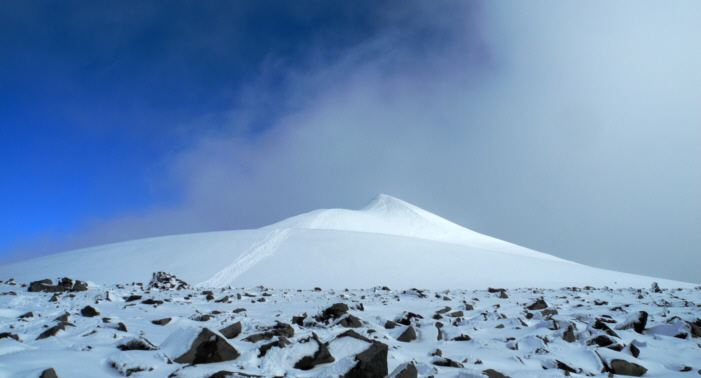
[2,1,700,284]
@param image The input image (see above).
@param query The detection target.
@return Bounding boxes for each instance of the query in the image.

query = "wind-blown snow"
[0,195,696,289]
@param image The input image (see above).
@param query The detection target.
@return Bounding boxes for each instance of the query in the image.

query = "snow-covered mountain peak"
[264,194,485,245]
[1,194,696,290]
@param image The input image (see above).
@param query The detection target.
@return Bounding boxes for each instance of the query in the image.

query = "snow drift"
[0,194,694,289]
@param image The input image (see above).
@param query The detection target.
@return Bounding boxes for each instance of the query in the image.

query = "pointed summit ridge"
[263,194,563,262]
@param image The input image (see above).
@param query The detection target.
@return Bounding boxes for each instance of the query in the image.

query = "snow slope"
[0,195,695,289]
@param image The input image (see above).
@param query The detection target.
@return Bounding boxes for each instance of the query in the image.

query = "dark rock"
[431,348,442,356]
[388,361,418,378]
[28,278,87,293]
[294,332,335,370]
[0,332,19,341]
[526,298,548,310]
[341,341,388,378]
[258,336,291,357]
[37,324,66,340]
[271,321,294,338]
[72,280,88,292]
[205,294,215,301]
[219,322,242,339]
[337,329,373,343]
[39,368,58,378]
[396,326,417,342]
[292,314,306,326]
[488,287,506,293]
[593,319,619,338]
[435,306,451,314]
[117,337,158,351]
[19,311,33,319]
[232,308,246,313]
[54,313,69,322]
[58,277,73,288]
[339,314,363,328]
[191,314,212,322]
[215,296,229,303]
[402,288,427,298]
[540,309,558,317]
[616,311,648,334]
[124,295,142,302]
[451,334,471,341]
[555,360,580,374]
[116,322,128,332]
[173,328,240,364]
[432,357,463,368]
[651,282,661,293]
[147,271,189,290]
[317,303,349,322]
[448,311,464,317]
[28,279,54,292]
[245,321,294,343]
[49,294,59,302]
[686,320,701,338]
[395,312,423,326]
[384,320,399,329]
[483,369,511,378]
[624,343,641,358]
[141,298,164,305]
[152,318,171,326]
[244,332,275,343]
[562,324,577,343]
[587,335,616,347]
[609,359,648,376]
[499,291,509,299]
[81,306,99,317]
[206,371,263,378]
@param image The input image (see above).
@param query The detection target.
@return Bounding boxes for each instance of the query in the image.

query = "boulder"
[609,359,648,376]
[28,278,87,293]
[172,328,240,364]
[117,337,158,351]
[526,298,548,310]
[0,332,19,341]
[592,319,619,338]
[342,341,388,378]
[294,332,335,370]
[81,305,99,317]
[258,336,291,357]
[219,322,242,339]
[316,303,349,322]
[483,369,511,378]
[151,318,171,326]
[388,361,418,378]
[37,322,70,340]
[616,311,648,334]
[339,314,363,328]
[147,271,189,290]
[39,368,58,378]
[561,323,577,343]
[432,357,463,368]
[396,326,417,342]
[395,312,423,326]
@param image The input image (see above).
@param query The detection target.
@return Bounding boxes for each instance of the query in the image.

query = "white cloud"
[10,2,701,283]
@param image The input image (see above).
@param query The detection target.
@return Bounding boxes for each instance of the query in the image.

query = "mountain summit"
[0,195,692,289]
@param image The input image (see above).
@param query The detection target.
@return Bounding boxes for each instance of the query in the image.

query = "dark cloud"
[3,2,700,284]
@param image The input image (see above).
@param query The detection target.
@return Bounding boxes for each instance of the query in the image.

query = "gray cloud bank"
[7,2,701,284]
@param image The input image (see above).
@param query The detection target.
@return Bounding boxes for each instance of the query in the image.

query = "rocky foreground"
[0,273,700,377]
